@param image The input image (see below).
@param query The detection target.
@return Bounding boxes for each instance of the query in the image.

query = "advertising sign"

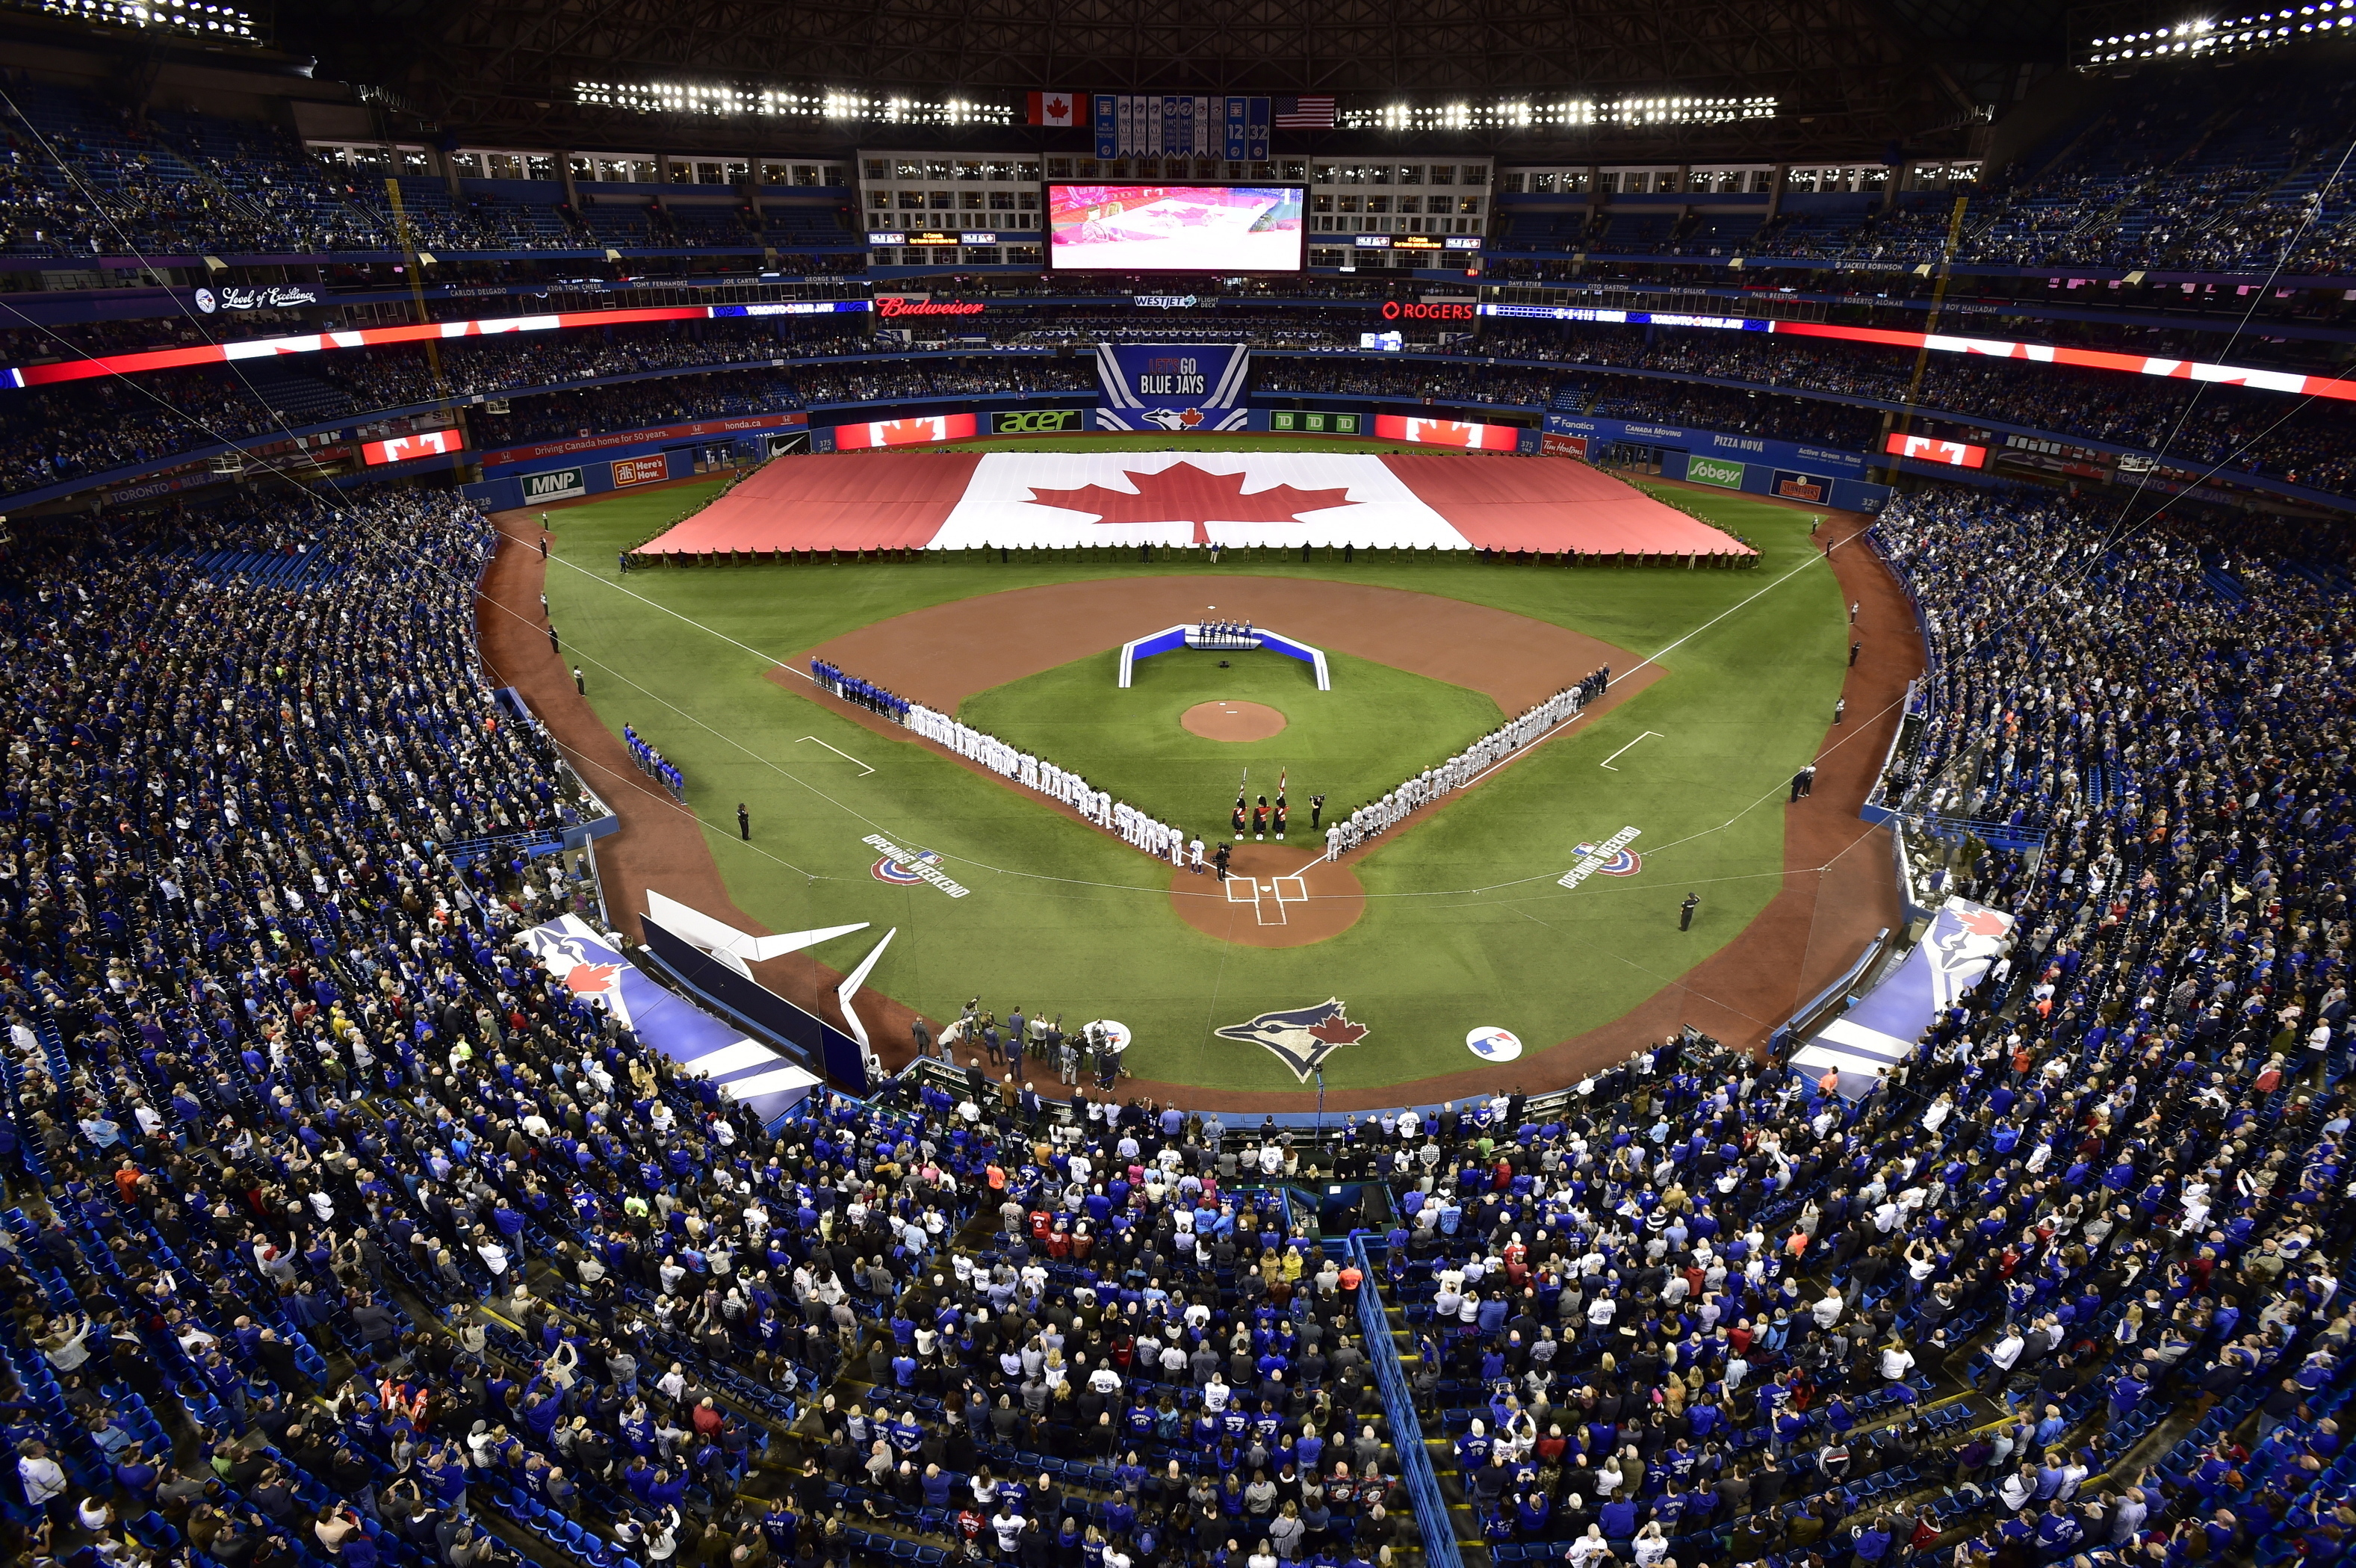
[1542,433,1590,460]
[989,408,1088,435]
[521,466,587,503]
[1268,410,1363,435]
[1773,469,1829,502]
[1685,455,1746,489]
[612,456,670,487]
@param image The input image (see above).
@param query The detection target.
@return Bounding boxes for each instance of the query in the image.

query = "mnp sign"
[522,466,587,503]
[1095,343,1250,431]
[1684,455,1746,489]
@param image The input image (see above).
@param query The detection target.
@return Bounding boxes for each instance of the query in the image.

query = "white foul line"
[1599,731,1664,771]
[796,735,876,776]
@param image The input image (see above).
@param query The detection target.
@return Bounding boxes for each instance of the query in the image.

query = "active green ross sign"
[990,408,1087,435]
[1685,455,1746,489]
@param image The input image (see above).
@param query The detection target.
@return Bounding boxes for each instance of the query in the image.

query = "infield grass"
[539,459,1853,1095]
[961,646,1504,835]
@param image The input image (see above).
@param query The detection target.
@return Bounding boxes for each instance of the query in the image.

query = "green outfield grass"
[960,645,1503,834]
[539,455,1851,1094]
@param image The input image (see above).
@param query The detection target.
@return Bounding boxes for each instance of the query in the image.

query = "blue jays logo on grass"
[1215,997,1368,1082]
[1570,839,1642,876]
[872,847,944,885]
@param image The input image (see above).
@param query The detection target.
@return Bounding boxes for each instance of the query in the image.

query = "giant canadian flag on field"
[640,450,1753,557]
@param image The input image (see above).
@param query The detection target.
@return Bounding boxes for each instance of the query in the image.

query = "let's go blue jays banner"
[1095,343,1252,431]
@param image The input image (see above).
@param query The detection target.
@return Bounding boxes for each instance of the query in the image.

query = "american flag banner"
[1274,95,1337,128]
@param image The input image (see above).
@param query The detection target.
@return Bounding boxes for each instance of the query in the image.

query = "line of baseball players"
[1323,664,1611,860]
[902,701,1194,869]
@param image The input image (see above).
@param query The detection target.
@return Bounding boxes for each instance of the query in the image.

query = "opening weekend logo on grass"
[1684,456,1746,489]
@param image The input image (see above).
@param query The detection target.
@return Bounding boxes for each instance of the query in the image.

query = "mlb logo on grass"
[523,466,586,503]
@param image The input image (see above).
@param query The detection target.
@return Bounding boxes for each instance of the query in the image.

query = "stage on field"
[640,450,1749,556]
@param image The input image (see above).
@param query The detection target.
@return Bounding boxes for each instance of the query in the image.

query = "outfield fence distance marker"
[796,735,877,776]
[1599,731,1664,771]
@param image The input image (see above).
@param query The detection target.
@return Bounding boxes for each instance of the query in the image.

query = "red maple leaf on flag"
[1024,462,1360,544]
[563,962,621,995]
[1047,97,1069,120]
[1305,1011,1368,1047]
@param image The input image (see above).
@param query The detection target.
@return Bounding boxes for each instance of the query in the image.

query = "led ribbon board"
[1474,306,2356,404]
[1,300,872,389]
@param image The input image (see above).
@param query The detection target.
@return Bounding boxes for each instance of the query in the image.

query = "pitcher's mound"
[1172,843,1364,948]
[1182,700,1286,741]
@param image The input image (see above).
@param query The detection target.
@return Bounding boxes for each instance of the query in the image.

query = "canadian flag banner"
[1027,91,1079,126]
[641,451,1754,557]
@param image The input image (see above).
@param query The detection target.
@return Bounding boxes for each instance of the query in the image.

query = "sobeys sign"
[521,467,587,503]
[1685,455,1746,489]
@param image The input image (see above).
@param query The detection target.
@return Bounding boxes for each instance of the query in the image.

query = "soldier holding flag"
[1251,795,1268,840]
[1232,769,1249,840]
[1273,768,1289,840]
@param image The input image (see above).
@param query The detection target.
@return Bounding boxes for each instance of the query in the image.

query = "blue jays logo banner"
[1215,997,1367,1080]
[1096,343,1251,432]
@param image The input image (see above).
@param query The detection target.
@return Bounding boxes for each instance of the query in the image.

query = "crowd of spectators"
[0,479,1426,1568]
[3,312,2354,502]
[1363,485,2356,1568]
[0,320,2347,1568]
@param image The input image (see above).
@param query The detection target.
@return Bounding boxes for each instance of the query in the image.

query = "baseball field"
[517,439,1903,1103]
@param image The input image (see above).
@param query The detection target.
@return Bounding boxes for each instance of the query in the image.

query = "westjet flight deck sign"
[1095,343,1251,432]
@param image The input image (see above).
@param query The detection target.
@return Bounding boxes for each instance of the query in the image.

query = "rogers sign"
[1380,301,1477,321]
[877,298,985,317]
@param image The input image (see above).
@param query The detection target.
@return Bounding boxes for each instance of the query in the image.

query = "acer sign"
[832,413,980,450]
[876,298,986,318]
[359,428,462,466]
[1373,414,1519,450]
[1885,432,1989,469]
[1379,300,1476,321]
[989,408,1088,435]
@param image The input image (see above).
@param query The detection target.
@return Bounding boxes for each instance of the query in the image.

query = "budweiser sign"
[878,298,986,317]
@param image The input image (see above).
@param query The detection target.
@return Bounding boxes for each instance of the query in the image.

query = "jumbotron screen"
[1047,185,1305,273]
